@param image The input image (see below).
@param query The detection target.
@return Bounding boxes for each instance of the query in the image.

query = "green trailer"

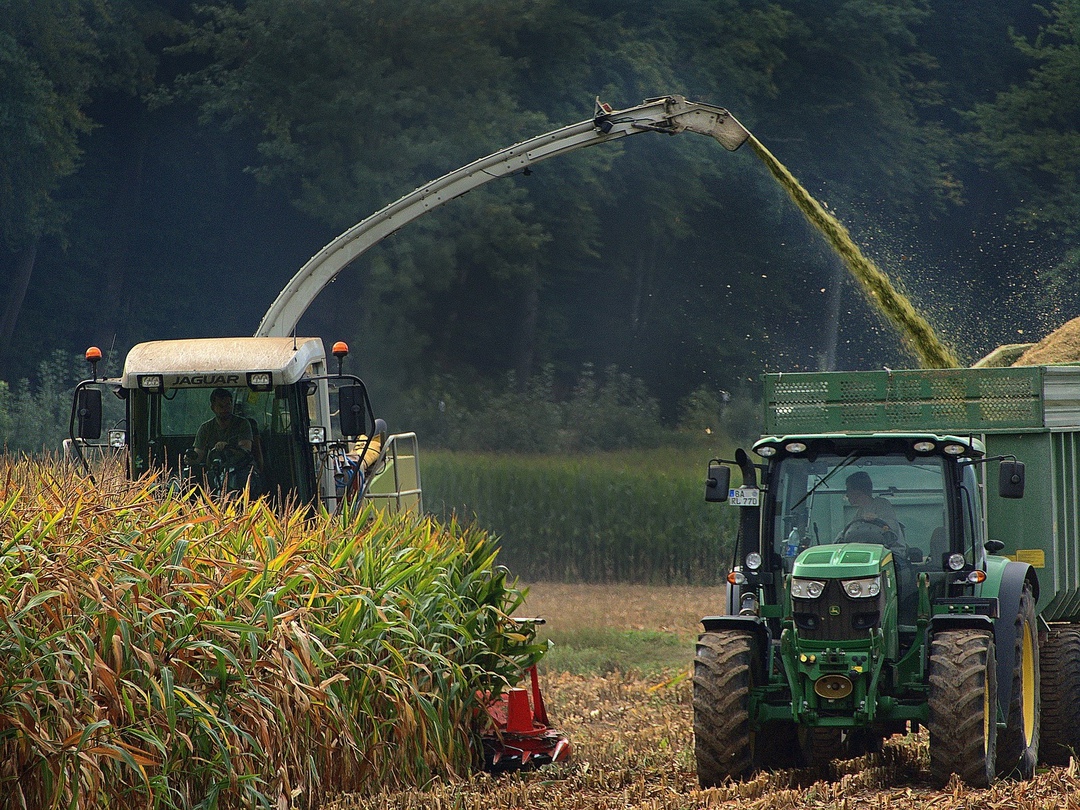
[694,365,1080,787]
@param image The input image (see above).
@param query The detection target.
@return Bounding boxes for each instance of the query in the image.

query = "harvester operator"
[187,387,253,465]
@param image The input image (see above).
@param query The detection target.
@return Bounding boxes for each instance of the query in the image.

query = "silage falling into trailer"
[747,135,960,370]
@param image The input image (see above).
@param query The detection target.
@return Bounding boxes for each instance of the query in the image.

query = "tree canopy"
[2,0,1078,426]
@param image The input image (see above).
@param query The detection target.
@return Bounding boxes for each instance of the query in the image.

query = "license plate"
[728,487,760,506]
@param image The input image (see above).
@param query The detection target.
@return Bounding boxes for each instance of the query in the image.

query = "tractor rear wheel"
[996,582,1040,778]
[1038,624,1080,766]
[693,630,755,785]
[928,629,998,787]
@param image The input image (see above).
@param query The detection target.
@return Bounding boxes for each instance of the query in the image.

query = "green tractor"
[693,365,1080,787]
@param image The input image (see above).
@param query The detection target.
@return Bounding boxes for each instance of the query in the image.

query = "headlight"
[247,371,273,391]
[842,577,881,598]
[791,578,826,599]
[745,552,762,571]
[947,553,966,571]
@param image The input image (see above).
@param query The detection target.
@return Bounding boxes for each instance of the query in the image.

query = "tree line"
[3,0,1079,437]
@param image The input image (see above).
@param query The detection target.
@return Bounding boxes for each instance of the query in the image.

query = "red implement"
[481,665,571,772]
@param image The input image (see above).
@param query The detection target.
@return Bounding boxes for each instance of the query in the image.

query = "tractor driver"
[187,387,252,466]
[839,470,905,547]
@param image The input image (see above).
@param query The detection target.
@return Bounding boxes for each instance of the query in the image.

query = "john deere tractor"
[692,366,1080,787]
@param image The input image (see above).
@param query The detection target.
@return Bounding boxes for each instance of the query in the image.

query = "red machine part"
[481,665,571,772]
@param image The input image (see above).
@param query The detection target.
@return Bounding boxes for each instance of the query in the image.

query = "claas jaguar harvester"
[69,338,422,514]
[695,364,1080,787]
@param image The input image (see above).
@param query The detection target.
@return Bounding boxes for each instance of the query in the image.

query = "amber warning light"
[332,341,349,375]
[85,346,102,380]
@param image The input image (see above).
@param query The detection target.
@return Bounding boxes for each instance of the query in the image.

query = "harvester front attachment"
[481,665,571,773]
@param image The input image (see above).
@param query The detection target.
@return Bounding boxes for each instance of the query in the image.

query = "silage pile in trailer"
[0,459,541,809]
[1013,315,1080,365]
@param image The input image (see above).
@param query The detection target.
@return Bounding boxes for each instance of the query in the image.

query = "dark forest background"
[3,0,1080,447]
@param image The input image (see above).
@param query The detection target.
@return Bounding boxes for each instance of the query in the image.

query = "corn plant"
[422,449,737,585]
[0,456,542,809]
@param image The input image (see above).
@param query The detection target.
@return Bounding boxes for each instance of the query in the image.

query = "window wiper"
[790,452,859,513]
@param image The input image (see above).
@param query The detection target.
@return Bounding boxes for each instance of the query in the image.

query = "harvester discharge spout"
[256,95,749,339]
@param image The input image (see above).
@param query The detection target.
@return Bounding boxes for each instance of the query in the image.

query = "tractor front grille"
[793,579,885,641]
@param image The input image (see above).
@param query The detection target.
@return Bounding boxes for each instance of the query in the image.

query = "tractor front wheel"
[693,630,755,785]
[928,629,998,787]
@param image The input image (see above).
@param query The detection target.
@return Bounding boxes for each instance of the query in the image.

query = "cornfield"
[422,450,737,585]
[0,457,542,809]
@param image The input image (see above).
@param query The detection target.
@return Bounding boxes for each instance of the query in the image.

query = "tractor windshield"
[770,453,949,574]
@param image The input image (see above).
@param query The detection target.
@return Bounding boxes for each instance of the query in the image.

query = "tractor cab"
[761,435,988,632]
[69,337,421,514]
[712,434,1015,645]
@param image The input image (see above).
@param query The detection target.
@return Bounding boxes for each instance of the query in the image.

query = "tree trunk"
[94,121,148,354]
[819,256,844,371]
[629,228,660,336]
[0,237,40,377]
[513,273,540,389]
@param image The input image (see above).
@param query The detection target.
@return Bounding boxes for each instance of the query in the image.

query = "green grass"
[537,627,691,678]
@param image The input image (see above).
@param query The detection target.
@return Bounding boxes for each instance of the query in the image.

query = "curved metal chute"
[256,95,749,338]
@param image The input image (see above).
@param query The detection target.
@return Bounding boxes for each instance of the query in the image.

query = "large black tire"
[928,629,998,787]
[1038,624,1080,766]
[693,631,755,785]
[996,583,1040,778]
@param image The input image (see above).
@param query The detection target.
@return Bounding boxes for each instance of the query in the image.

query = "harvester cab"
[695,368,1047,790]
[68,336,422,515]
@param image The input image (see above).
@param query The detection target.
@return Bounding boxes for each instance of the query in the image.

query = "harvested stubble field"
[330,583,1080,810]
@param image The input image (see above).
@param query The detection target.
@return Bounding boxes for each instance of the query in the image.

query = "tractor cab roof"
[753,433,987,460]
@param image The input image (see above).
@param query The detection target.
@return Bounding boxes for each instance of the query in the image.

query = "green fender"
[979,555,1039,719]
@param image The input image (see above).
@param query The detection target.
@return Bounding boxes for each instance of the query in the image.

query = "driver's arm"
[212,421,252,456]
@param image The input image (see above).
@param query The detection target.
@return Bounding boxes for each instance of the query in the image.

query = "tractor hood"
[791,543,891,580]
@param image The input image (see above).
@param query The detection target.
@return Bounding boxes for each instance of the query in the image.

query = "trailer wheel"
[996,582,1040,778]
[1038,624,1080,766]
[928,629,998,787]
[693,631,755,785]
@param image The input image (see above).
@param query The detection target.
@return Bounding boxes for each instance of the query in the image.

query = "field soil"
[518,582,727,637]
[330,583,1080,810]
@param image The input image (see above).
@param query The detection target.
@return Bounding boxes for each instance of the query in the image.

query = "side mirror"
[338,385,367,437]
[999,460,1025,499]
[705,463,731,503]
[985,539,1006,554]
[75,388,102,440]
